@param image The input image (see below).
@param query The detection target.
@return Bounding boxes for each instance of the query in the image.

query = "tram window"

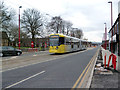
[59,37,64,45]
[66,38,70,45]
[49,37,59,46]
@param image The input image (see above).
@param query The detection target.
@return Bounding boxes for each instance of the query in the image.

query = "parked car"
[0,46,22,57]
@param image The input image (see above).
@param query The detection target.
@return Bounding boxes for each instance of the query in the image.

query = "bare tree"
[48,16,63,33]
[70,28,83,39]
[70,28,75,37]
[21,8,43,43]
[8,23,28,46]
[46,24,54,35]
[0,2,15,33]
[46,15,83,39]
[65,21,73,35]
[9,24,28,41]
[74,28,83,39]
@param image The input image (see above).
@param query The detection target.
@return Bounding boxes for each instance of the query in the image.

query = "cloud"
[83,30,103,42]
[4,0,119,42]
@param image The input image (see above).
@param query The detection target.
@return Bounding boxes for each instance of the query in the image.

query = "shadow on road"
[50,49,86,55]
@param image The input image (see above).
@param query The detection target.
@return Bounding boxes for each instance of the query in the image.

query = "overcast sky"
[3,0,119,42]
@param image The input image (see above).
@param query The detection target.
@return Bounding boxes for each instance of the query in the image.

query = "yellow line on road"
[71,51,96,89]
[77,51,98,88]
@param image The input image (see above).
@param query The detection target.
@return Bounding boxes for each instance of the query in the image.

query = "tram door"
[70,38,73,49]
[71,43,73,48]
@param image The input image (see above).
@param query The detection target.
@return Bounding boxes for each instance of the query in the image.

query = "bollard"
[107,54,112,69]
[112,54,117,70]
[104,53,106,68]
[36,48,37,52]
[107,53,117,70]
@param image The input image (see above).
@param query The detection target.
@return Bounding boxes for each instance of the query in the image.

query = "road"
[2,47,99,89]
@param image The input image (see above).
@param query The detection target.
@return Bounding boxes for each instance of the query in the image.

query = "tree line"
[1,2,83,46]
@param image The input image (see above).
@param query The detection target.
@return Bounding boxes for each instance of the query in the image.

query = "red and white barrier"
[104,53,106,68]
[106,53,117,70]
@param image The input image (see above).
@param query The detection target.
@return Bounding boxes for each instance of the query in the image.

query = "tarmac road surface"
[2,47,99,89]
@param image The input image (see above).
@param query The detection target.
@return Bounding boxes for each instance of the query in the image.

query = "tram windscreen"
[50,35,59,46]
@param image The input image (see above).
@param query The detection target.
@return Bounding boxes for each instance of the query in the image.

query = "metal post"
[18,6,22,49]
[108,1,113,53]
[104,23,107,50]
[118,14,120,56]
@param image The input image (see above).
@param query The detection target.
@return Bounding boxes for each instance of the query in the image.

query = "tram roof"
[50,33,88,42]
[50,33,65,37]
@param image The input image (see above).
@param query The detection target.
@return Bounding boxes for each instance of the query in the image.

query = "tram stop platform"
[90,47,120,89]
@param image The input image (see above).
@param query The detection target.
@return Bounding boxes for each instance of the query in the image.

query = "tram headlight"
[56,46,58,49]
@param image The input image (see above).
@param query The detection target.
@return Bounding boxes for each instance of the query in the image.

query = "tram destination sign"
[50,35,59,38]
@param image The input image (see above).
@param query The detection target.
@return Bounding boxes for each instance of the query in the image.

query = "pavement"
[90,47,120,89]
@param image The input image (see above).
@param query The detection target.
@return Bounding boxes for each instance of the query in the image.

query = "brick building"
[108,2,120,56]
[15,37,49,48]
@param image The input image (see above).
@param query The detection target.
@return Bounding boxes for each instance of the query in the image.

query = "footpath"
[90,47,119,89]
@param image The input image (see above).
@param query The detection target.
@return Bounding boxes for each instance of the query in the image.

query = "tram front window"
[50,37,59,46]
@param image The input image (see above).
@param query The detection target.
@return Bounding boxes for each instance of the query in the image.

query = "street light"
[104,23,107,50]
[108,1,113,53]
[18,6,22,49]
[108,1,113,27]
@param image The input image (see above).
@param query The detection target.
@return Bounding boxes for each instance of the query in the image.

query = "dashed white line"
[5,70,45,88]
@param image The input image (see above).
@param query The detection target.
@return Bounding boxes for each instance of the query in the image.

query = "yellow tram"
[49,33,88,53]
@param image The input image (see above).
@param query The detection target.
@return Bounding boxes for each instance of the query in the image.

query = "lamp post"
[108,1,113,27]
[108,1,113,53]
[104,23,107,50]
[18,6,22,49]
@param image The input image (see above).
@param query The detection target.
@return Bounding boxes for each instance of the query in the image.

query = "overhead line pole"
[108,1,113,53]
[18,6,22,49]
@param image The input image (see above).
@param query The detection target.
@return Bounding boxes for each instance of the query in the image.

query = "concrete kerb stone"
[22,50,49,54]
[85,48,99,88]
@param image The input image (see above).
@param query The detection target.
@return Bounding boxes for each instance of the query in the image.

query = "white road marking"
[5,70,45,88]
[2,56,19,61]
[10,56,18,59]
[33,55,37,56]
